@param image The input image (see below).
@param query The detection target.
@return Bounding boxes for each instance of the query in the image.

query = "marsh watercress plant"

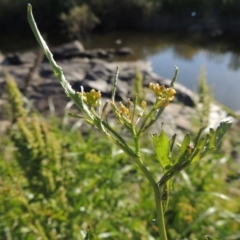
[27,4,232,239]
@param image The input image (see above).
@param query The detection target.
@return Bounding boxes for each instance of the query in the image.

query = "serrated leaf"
[194,126,206,146]
[179,133,191,156]
[191,136,208,163]
[195,135,208,151]
[174,133,190,164]
[202,119,232,158]
[201,129,216,157]
[152,130,171,171]
[208,128,216,150]
[215,118,232,146]
[189,149,200,163]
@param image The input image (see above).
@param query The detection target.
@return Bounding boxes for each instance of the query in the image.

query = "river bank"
[1,40,235,136]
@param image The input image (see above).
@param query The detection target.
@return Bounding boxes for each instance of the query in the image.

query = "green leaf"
[205,236,217,240]
[80,226,96,240]
[192,119,232,163]
[208,128,216,150]
[215,118,232,146]
[179,133,191,156]
[152,130,171,171]
[202,118,232,158]
[170,66,179,87]
[201,129,216,157]
[194,126,206,146]
[68,113,84,119]
[191,137,208,163]
[174,133,191,164]
[27,4,95,123]
[169,133,177,153]
[162,180,172,213]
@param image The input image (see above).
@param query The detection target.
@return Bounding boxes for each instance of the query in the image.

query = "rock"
[169,81,197,107]
[0,43,232,132]
[90,58,108,69]
[79,50,98,59]
[4,64,32,89]
[39,62,55,78]
[174,116,192,131]
[106,48,115,54]
[0,52,4,64]
[2,52,36,65]
[208,103,228,128]
[33,82,65,96]
[116,79,131,101]
[85,71,101,81]
[19,52,37,64]
[61,62,87,82]
[2,53,22,65]
[40,60,88,82]
[93,49,111,58]
[104,60,152,73]
[51,40,85,60]
[116,47,133,56]
[118,68,136,81]
[82,79,110,93]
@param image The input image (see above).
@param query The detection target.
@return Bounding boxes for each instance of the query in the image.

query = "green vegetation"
[1,59,240,240]
[60,4,100,40]
[1,0,240,36]
[1,3,240,240]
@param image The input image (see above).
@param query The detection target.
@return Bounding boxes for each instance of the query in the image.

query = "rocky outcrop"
[0,41,230,133]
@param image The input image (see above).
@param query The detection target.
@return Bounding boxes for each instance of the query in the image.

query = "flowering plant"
[27,4,232,239]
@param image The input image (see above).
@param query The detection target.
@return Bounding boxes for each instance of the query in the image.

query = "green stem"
[140,107,164,133]
[136,159,168,240]
[134,137,168,240]
[137,108,155,135]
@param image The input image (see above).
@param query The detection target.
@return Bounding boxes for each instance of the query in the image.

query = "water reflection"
[228,54,240,70]
[86,32,240,110]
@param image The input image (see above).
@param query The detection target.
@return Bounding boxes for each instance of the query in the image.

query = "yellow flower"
[156,97,169,108]
[149,83,166,95]
[119,102,130,116]
[166,88,176,101]
[77,89,101,107]
[141,101,147,109]
[149,83,176,108]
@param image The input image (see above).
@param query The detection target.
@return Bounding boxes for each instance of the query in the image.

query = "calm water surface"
[85,32,240,111]
[148,48,240,111]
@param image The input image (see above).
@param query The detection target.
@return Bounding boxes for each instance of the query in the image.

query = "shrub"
[60,4,100,40]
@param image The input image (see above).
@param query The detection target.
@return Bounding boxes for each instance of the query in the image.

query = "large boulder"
[2,52,36,65]
[116,47,133,56]
[51,40,85,60]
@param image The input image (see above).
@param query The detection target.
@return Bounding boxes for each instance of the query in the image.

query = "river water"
[84,32,240,111]
[2,31,240,110]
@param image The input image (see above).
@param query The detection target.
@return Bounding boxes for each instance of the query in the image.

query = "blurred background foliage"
[1,1,240,239]
[0,72,239,239]
[1,0,240,37]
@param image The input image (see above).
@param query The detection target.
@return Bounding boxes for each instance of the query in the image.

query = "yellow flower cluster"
[141,101,147,109]
[149,83,176,107]
[119,102,130,116]
[78,89,101,107]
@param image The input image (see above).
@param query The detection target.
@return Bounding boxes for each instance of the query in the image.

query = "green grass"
[0,77,240,239]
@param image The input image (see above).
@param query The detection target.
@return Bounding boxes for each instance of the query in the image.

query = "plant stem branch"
[136,159,168,240]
